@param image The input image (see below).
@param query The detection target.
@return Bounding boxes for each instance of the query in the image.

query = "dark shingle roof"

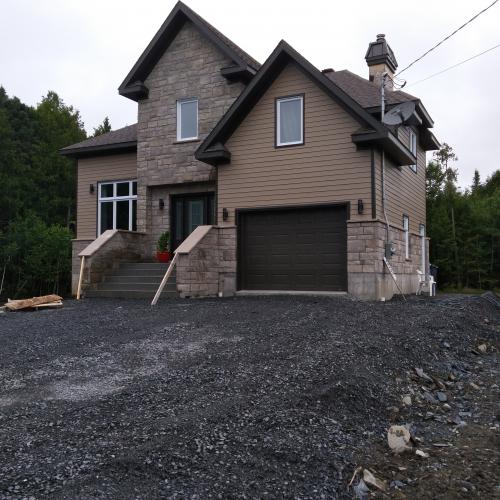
[59,124,137,157]
[184,3,260,70]
[326,69,417,109]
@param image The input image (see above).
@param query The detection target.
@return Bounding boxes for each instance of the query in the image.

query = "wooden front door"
[171,193,215,249]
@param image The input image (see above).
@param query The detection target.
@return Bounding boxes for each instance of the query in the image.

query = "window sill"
[275,141,305,149]
[174,139,200,144]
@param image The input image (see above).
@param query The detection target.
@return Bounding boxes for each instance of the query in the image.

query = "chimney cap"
[365,34,398,73]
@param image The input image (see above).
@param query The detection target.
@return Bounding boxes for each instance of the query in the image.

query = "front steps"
[85,262,177,299]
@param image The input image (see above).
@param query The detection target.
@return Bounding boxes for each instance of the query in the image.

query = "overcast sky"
[1,0,499,187]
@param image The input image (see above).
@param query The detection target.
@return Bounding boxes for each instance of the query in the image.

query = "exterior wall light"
[89,184,95,194]
[159,199,165,210]
[222,208,229,221]
[357,199,364,215]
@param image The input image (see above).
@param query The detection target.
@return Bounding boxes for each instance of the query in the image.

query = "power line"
[396,0,499,76]
[406,43,500,87]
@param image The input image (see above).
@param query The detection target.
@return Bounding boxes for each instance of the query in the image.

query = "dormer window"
[276,95,304,147]
[177,98,198,141]
[409,129,417,173]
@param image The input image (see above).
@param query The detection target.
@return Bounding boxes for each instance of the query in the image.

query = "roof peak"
[118,2,260,101]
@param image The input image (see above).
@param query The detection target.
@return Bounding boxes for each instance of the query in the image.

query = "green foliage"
[0,87,86,229]
[0,87,86,298]
[0,214,72,299]
[157,231,170,252]
[93,116,112,137]
[426,144,500,291]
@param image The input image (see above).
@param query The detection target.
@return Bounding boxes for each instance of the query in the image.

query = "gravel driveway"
[0,295,498,499]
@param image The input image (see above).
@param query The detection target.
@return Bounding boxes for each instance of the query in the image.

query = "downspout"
[380,73,390,246]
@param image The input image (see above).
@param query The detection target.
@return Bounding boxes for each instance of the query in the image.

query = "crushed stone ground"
[0,294,498,499]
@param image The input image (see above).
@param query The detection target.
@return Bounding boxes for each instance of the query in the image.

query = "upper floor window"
[177,98,198,141]
[409,129,417,173]
[98,180,137,235]
[276,95,304,147]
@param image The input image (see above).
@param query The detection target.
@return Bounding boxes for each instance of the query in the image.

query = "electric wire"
[395,0,499,76]
[405,42,500,87]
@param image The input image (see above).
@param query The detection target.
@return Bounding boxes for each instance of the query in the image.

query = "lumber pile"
[4,294,63,311]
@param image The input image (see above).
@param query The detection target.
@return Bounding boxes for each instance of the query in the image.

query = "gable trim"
[196,40,404,165]
[119,1,259,101]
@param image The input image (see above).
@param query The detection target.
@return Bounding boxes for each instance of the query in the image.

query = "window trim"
[275,94,304,147]
[176,98,198,142]
[97,179,137,235]
[403,214,410,260]
[409,129,417,173]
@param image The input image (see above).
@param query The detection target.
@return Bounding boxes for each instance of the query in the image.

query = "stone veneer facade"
[347,220,429,300]
[176,226,237,298]
[136,20,245,253]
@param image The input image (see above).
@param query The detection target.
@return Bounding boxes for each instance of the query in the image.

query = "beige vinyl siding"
[219,63,372,224]
[375,126,426,233]
[375,127,426,234]
[76,152,137,239]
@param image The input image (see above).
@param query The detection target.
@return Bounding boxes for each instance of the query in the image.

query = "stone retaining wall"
[71,231,147,297]
[176,226,236,298]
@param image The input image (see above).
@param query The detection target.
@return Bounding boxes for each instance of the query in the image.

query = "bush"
[0,214,72,300]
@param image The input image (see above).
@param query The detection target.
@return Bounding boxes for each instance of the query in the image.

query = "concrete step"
[119,262,172,271]
[105,275,176,284]
[94,282,177,292]
[111,269,170,278]
[85,289,177,299]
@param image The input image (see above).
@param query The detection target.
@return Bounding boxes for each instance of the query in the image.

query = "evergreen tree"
[93,116,112,136]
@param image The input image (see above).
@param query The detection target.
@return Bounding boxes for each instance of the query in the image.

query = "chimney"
[365,34,398,90]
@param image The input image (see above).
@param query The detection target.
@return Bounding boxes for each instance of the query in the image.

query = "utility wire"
[395,0,499,76]
[406,43,500,87]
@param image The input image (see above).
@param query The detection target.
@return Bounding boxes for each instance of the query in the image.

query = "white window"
[403,215,410,259]
[276,95,303,146]
[177,98,198,141]
[409,129,417,173]
[98,180,137,235]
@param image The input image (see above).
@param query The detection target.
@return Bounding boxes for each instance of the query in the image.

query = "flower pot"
[156,251,171,263]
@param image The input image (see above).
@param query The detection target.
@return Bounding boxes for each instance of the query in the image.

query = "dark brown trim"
[118,2,260,101]
[60,141,137,159]
[196,40,392,165]
[274,93,305,149]
[370,148,376,219]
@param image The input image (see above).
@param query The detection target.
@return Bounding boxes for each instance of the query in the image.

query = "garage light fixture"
[89,184,95,194]
[357,199,364,214]
[159,199,165,210]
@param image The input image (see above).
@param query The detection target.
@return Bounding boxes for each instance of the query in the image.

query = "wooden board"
[5,294,63,311]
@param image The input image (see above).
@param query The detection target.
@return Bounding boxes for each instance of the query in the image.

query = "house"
[61,1,439,301]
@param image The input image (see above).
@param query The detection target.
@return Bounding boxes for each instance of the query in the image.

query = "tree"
[93,116,112,136]
[426,142,499,291]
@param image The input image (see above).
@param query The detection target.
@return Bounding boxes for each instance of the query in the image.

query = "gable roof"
[119,1,260,101]
[59,124,137,158]
[196,40,416,166]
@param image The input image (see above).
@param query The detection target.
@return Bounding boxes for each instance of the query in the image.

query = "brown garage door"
[238,205,347,291]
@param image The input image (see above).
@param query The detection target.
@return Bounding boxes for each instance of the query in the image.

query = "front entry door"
[171,193,215,249]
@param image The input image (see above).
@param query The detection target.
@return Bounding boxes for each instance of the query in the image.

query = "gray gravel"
[0,294,498,499]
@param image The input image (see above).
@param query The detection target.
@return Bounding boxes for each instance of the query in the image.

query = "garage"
[238,204,348,291]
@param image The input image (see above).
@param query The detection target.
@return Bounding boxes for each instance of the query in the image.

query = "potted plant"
[156,231,171,263]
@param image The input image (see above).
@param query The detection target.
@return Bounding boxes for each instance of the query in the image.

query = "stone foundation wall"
[71,231,146,297]
[347,220,429,300]
[176,226,236,298]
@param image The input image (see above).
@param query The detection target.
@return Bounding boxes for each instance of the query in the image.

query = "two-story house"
[61,1,439,301]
